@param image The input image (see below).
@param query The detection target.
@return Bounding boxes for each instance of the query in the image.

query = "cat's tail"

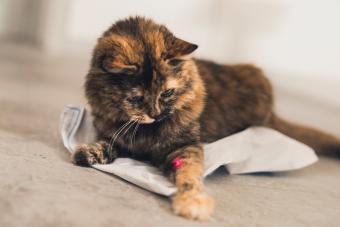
[266,114,340,158]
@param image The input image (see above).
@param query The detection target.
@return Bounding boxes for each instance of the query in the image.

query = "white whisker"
[110,119,137,150]
[130,118,141,148]
[108,119,133,151]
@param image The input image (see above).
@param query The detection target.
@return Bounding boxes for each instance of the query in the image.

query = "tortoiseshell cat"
[73,17,340,220]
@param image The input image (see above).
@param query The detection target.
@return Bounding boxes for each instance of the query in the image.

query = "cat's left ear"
[166,37,198,59]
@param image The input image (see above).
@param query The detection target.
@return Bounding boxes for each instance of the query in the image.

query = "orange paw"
[172,190,214,221]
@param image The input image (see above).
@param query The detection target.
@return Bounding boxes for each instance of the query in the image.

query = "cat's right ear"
[165,37,198,59]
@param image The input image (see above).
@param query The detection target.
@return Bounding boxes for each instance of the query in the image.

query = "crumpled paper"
[60,105,318,196]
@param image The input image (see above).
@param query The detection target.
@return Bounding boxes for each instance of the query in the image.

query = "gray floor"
[0,43,339,227]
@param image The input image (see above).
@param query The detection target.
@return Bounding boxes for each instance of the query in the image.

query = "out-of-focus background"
[1,0,339,131]
[0,1,339,227]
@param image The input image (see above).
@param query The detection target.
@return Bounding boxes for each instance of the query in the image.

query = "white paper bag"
[60,106,318,196]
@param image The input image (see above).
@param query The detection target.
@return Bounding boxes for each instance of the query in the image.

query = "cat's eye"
[168,58,183,67]
[160,89,175,99]
[128,96,144,105]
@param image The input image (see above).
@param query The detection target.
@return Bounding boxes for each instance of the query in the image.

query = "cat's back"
[195,59,270,90]
[195,59,274,142]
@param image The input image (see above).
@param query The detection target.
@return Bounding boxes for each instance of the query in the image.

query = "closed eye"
[160,89,175,99]
[168,58,183,67]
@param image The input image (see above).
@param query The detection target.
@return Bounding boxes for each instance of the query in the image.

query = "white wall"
[224,0,340,81]
[64,0,231,60]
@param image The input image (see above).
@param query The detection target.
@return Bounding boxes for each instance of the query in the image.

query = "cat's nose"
[141,114,155,124]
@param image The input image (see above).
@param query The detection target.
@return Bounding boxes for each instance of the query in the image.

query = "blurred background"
[0,0,339,133]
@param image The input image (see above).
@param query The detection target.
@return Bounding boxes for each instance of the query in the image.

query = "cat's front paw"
[172,190,214,221]
[72,142,113,166]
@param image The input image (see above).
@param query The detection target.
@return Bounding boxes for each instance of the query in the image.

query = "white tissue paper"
[60,105,318,196]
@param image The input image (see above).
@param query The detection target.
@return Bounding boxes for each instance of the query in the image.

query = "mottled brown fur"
[73,16,340,220]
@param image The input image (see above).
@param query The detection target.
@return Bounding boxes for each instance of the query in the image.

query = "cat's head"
[86,17,205,125]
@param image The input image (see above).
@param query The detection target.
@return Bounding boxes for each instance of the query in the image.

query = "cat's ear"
[166,37,198,59]
[102,56,138,75]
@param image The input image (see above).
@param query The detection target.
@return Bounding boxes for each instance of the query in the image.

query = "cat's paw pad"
[72,143,108,166]
[172,190,214,221]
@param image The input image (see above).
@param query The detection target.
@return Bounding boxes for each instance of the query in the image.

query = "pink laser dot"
[172,158,183,170]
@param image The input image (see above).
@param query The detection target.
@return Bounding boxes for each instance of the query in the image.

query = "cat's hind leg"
[72,141,116,166]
